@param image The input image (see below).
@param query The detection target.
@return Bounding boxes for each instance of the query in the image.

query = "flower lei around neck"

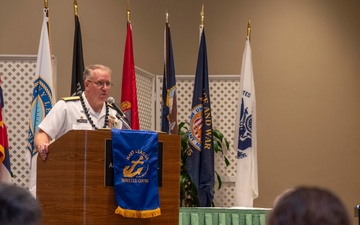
[80,95,109,130]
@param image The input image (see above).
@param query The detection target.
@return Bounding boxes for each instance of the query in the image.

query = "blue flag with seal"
[187,27,214,207]
[111,129,161,218]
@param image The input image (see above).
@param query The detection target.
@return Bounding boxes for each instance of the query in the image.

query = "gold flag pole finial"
[166,11,169,24]
[127,0,131,22]
[74,0,79,16]
[247,19,251,39]
[44,0,48,9]
[200,4,205,26]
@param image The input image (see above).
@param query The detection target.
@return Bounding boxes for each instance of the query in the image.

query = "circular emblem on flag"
[28,78,53,156]
[123,151,149,179]
[238,111,252,151]
[245,115,252,133]
[29,78,53,136]
[188,104,203,151]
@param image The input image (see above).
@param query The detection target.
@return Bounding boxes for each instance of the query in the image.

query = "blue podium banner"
[111,129,161,218]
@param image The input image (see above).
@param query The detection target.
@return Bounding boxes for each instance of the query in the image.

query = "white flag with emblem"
[27,9,55,196]
[234,37,258,207]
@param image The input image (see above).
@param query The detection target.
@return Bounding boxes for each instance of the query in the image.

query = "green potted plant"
[178,121,230,207]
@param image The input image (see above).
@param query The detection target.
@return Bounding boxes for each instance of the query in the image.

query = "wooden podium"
[37,130,180,225]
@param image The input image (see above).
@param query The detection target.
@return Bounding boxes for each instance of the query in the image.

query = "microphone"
[106,97,131,129]
[107,97,126,118]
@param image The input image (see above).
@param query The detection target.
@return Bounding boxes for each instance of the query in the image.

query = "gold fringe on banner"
[115,206,161,219]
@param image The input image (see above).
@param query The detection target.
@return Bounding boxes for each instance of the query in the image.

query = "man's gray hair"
[83,64,112,81]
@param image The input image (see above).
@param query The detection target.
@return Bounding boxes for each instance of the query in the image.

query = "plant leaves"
[178,121,230,207]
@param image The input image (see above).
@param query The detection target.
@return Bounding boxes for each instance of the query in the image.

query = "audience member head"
[267,186,350,225]
[0,183,42,225]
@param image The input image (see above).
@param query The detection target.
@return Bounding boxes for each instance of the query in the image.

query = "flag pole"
[44,0,49,18]
[127,0,131,23]
[43,0,53,58]
[43,0,49,17]
[74,0,79,16]
[199,4,205,42]
[200,4,205,27]
[247,19,251,39]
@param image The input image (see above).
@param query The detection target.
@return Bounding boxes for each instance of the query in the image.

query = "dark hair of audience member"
[0,183,42,225]
[267,186,351,225]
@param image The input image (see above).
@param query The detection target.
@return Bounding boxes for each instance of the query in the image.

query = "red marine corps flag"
[121,10,139,130]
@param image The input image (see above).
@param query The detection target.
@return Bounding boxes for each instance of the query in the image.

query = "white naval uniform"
[38,92,123,141]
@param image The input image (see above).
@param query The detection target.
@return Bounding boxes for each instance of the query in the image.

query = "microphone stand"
[116,114,132,130]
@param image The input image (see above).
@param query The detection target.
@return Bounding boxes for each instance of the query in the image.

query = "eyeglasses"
[87,80,113,88]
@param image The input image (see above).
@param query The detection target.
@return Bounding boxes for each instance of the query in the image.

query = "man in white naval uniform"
[34,64,125,160]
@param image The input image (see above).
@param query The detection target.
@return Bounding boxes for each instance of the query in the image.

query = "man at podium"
[34,64,127,160]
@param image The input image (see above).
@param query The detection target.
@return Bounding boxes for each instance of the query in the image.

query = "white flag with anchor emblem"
[234,36,258,207]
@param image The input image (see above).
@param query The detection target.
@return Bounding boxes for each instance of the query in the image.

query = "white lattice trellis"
[155,74,241,207]
[0,55,57,189]
[0,55,37,188]
[135,67,155,130]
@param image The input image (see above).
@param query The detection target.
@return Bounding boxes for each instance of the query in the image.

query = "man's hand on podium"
[34,129,52,160]
[38,143,49,160]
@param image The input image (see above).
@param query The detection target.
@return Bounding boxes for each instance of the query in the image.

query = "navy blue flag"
[161,22,178,134]
[71,14,85,96]
[187,28,214,207]
[112,129,161,218]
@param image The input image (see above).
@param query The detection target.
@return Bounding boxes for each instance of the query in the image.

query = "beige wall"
[1,0,360,224]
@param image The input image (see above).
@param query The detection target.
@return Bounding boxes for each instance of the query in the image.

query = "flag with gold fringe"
[111,129,160,218]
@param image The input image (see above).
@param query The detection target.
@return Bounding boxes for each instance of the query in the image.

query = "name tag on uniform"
[77,118,88,123]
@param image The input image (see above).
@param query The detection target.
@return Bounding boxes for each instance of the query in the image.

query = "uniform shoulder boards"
[62,96,80,101]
